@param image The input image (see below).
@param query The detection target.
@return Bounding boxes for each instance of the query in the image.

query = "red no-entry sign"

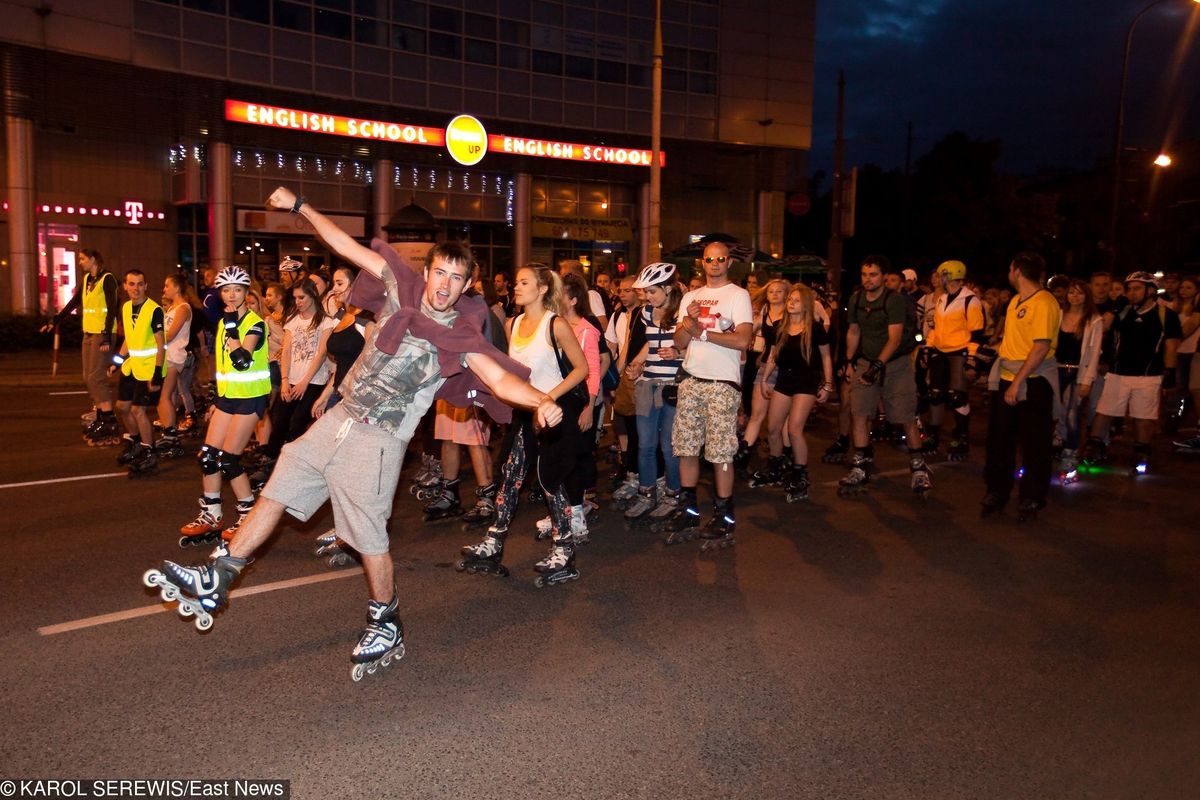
[787,193,811,216]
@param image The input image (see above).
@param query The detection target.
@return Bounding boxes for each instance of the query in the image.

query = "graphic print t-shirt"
[676,282,753,383]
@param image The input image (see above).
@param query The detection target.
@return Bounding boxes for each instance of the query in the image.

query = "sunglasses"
[704,256,728,264]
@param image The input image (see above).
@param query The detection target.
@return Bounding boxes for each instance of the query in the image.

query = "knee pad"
[197,444,221,476]
[219,450,244,480]
[926,389,946,407]
[948,390,969,410]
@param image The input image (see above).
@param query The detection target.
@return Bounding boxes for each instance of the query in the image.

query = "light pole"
[1108,0,1200,261]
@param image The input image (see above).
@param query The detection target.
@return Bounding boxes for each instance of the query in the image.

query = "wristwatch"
[699,328,708,342]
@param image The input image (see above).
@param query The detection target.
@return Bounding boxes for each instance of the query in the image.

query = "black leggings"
[263,383,325,459]
[493,397,586,542]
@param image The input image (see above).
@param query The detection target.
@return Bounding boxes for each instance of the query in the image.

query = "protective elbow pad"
[197,444,221,476]
[230,347,252,370]
[219,451,244,480]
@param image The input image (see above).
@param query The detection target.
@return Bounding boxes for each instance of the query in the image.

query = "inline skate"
[610,471,640,510]
[127,445,159,479]
[783,464,810,503]
[350,595,406,682]
[314,528,355,566]
[533,542,579,588]
[921,429,941,455]
[84,413,121,447]
[456,529,509,577]
[1016,498,1044,523]
[980,491,1007,519]
[461,483,497,527]
[219,499,255,542]
[1173,434,1200,453]
[662,489,701,545]
[837,450,873,496]
[155,428,186,459]
[116,435,141,465]
[1130,444,1151,476]
[1058,449,1080,485]
[408,454,441,497]
[623,486,657,529]
[748,455,787,489]
[648,487,680,532]
[422,479,464,522]
[947,437,969,462]
[1081,437,1109,466]
[822,435,850,464]
[142,551,249,632]
[698,498,736,551]
[179,497,224,548]
[910,455,932,500]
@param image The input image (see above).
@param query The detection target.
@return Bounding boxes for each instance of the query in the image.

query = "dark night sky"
[811,0,1200,177]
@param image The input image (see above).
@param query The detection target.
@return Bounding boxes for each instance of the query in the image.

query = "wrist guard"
[861,359,884,386]
[230,347,252,371]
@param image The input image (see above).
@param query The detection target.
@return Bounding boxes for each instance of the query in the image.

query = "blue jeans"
[636,401,680,491]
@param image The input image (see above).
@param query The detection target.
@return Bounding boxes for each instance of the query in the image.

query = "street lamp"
[1108,0,1200,258]
[1153,153,1173,167]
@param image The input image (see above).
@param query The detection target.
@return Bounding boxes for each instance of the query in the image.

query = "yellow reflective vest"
[216,311,271,399]
[82,272,116,334]
[120,299,163,381]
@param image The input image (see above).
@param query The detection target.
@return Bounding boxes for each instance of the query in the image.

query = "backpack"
[853,287,918,360]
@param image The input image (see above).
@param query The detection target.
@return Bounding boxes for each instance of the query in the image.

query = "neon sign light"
[225,99,663,168]
[226,101,445,147]
[10,202,167,224]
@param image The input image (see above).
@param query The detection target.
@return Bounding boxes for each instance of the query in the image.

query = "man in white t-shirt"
[664,241,753,548]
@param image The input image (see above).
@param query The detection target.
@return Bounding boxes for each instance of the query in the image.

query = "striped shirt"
[640,306,682,380]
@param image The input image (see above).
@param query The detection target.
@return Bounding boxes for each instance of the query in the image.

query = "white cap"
[902,268,918,282]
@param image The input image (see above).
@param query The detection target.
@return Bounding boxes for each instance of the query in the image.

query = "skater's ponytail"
[518,263,566,317]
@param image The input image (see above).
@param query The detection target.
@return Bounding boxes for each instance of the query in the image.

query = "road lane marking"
[0,472,127,490]
[37,567,364,636]
[49,391,89,395]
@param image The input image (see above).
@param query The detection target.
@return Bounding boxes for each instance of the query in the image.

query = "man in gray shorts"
[838,255,932,497]
[151,186,563,679]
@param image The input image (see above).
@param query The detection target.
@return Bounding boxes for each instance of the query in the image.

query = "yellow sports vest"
[120,299,163,381]
[82,273,116,334]
[216,311,271,399]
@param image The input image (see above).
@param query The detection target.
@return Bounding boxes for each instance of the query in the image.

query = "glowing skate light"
[1135,463,1148,474]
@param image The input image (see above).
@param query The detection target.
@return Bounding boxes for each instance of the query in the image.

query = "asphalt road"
[1,386,1198,800]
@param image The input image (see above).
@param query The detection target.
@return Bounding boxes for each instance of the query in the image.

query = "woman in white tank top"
[460,264,589,582]
[157,274,194,444]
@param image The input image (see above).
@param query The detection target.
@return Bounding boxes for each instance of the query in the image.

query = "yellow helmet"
[937,260,967,282]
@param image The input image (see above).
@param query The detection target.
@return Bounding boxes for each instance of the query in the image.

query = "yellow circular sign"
[445,115,488,166]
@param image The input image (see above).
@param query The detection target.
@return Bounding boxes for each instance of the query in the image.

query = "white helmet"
[633,261,677,289]
[279,256,303,272]
[214,266,251,288]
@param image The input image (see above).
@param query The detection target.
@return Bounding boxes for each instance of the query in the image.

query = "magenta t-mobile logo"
[124,201,145,225]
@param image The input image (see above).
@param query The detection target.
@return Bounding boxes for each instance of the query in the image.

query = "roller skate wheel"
[178,604,195,618]
[534,576,547,588]
[142,569,161,588]
[160,585,179,602]
[351,663,367,682]
[194,614,213,632]
[455,559,467,572]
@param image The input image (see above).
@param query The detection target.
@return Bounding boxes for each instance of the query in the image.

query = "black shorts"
[215,395,270,419]
[118,372,161,406]
[774,368,820,398]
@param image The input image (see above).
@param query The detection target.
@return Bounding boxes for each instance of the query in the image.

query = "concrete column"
[513,172,532,268]
[4,48,36,315]
[5,115,35,315]
[756,190,783,260]
[373,158,392,240]
[208,141,233,270]
[638,182,651,267]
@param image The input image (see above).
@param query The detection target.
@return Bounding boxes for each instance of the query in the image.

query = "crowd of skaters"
[43,187,1198,674]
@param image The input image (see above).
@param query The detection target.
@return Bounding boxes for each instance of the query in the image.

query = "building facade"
[0,0,813,315]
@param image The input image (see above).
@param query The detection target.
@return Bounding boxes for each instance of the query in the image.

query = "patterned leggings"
[492,412,573,545]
